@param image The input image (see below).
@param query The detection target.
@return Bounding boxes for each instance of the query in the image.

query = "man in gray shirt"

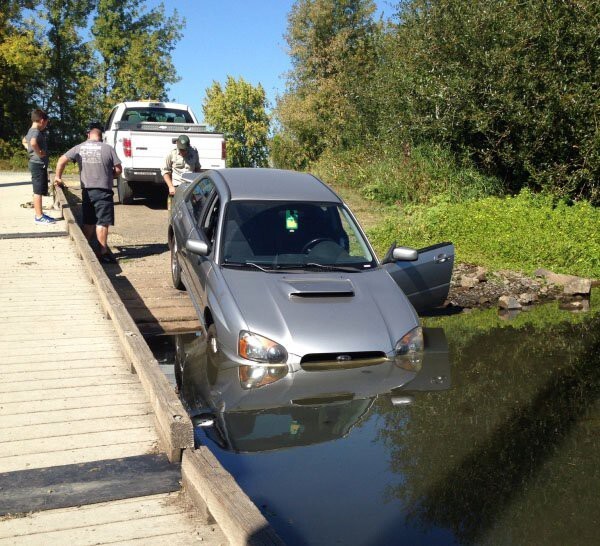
[23,109,55,224]
[54,127,122,264]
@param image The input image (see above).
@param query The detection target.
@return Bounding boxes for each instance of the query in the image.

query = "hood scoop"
[283,279,355,298]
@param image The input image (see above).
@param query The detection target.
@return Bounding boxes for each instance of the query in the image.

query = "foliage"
[203,76,270,168]
[0,1,47,147]
[377,0,600,201]
[269,132,311,170]
[311,141,503,205]
[42,0,96,149]
[275,0,380,161]
[368,189,600,278]
[91,0,183,119]
[0,0,183,162]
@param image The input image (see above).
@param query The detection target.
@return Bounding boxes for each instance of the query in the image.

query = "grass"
[316,143,600,280]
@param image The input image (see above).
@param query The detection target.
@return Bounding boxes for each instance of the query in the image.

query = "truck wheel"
[117,176,134,204]
[170,237,185,290]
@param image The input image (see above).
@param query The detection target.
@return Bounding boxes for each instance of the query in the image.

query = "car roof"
[211,168,343,203]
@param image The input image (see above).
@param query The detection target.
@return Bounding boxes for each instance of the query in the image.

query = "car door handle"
[435,253,449,263]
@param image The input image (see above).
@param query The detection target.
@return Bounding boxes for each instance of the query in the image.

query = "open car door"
[383,242,454,313]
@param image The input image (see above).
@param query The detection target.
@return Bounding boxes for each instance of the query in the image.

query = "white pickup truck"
[103,101,226,203]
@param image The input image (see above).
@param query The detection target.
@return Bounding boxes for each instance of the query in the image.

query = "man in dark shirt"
[54,127,122,264]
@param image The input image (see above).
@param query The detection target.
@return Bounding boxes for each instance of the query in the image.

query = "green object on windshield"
[286,209,298,232]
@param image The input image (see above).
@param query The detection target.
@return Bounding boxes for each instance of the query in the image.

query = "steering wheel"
[302,237,336,253]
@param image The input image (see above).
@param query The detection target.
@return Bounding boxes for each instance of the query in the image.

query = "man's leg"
[96,224,109,255]
[33,193,43,218]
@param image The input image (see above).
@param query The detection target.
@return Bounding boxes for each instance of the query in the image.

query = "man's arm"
[113,163,123,178]
[162,152,175,196]
[29,136,46,159]
[53,155,69,186]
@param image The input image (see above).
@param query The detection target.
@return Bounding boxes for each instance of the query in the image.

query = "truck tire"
[117,176,134,204]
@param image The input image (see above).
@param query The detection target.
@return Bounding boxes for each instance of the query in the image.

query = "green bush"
[311,142,502,206]
[368,189,600,279]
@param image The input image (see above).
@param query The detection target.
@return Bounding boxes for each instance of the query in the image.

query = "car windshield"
[221,201,376,269]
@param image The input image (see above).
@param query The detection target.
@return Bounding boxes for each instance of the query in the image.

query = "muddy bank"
[447,263,598,312]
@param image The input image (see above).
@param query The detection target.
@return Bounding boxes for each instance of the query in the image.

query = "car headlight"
[238,331,288,364]
[239,364,288,389]
[394,326,424,371]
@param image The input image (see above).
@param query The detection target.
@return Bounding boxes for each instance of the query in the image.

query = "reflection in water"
[177,328,449,453]
[172,307,600,546]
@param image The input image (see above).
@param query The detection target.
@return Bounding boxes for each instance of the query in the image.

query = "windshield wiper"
[304,262,361,273]
[222,261,277,273]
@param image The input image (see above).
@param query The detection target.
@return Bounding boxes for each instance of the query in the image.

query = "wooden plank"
[0,366,127,382]
[128,307,198,322]
[0,414,154,442]
[0,374,141,394]
[0,336,120,350]
[0,356,128,372]
[0,427,157,458]
[182,448,284,546]
[2,384,150,404]
[2,347,125,363]
[0,493,226,546]
[0,403,151,428]
[0,441,158,473]
[0,392,151,415]
[0,455,181,516]
[138,320,201,336]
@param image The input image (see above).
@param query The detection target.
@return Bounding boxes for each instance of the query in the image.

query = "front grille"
[300,351,388,371]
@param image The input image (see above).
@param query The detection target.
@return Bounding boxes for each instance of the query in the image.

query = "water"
[151,295,600,545]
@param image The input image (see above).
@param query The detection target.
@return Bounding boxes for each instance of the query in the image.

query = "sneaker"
[34,214,56,224]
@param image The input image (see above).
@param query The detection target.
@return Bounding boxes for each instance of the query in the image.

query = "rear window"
[122,108,193,123]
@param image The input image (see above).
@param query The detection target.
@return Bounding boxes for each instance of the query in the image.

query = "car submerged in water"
[168,168,454,387]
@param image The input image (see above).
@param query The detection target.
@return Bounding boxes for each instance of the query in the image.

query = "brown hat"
[176,134,190,150]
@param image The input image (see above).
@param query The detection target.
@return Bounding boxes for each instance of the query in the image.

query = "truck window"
[123,107,193,123]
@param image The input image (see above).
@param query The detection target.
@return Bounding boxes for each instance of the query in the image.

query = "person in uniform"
[161,134,201,209]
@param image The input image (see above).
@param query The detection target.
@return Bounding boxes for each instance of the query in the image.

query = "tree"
[275,0,379,161]
[43,0,96,148]
[0,1,47,150]
[380,0,600,200]
[203,76,270,168]
[91,0,183,118]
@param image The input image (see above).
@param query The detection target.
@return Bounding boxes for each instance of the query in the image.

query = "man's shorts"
[82,188,115,226]
[29,161,48,196]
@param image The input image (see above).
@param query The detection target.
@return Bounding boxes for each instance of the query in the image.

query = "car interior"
[220,202,371,267]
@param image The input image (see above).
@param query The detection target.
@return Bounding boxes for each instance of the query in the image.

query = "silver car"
[168,168,454,386]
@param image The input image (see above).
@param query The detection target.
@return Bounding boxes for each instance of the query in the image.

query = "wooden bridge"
[0,173,282,545]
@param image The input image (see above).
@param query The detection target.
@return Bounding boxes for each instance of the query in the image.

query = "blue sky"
[147,1,395,121]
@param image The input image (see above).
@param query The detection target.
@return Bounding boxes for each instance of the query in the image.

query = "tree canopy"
[203,76,270,168]
[274,0,600,202]
[0,0,183,157]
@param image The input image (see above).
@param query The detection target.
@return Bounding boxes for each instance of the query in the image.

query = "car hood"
[219,267,419,357]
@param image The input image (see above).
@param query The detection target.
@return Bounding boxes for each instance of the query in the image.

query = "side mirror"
[186,239,209,256]
[382,242,418,263]
[392,246,418,261]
